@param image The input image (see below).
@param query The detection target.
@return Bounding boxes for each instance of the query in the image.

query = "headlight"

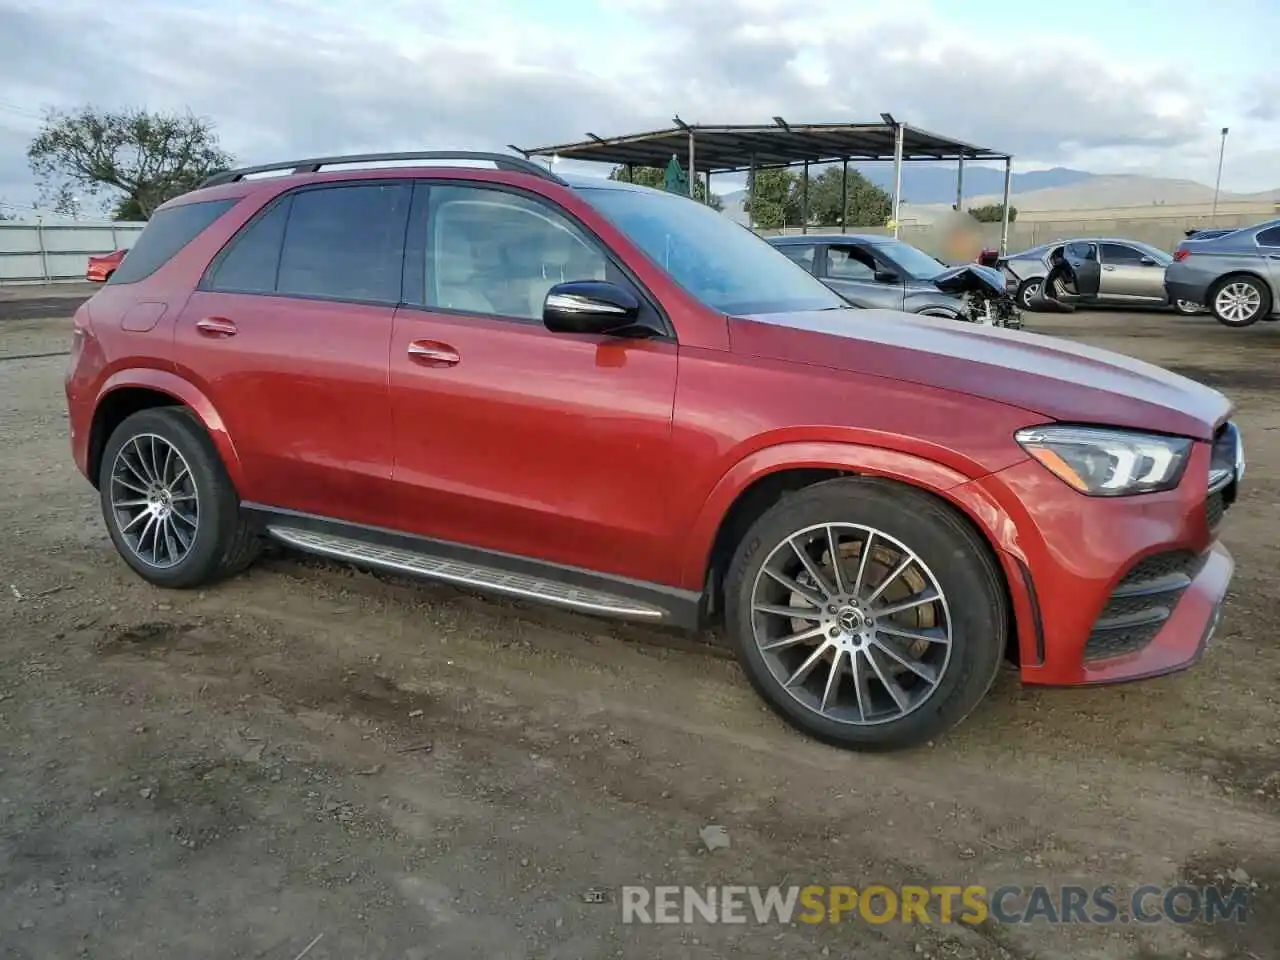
[1015,425,1192,496]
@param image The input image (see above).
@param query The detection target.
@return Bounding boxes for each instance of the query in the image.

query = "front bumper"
[1164,278,1209,306]
[961,426,1240,686]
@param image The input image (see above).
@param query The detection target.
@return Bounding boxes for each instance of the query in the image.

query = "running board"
[266,525,669,621]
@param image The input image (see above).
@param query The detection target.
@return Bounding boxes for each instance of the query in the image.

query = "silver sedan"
[1002,238,1200,314]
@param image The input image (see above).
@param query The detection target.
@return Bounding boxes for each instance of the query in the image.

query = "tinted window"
[1100,243,1144,264]
[203,199,290,293]
[777,244,816,271]
[870,239,944,280]
[1065,242,1098,261]
[276,184,411,303]
[826,245,877,280]
[1257,226,1280,247]
[580,185,846,315]
[425,185,608,320]
[109,199,236,284]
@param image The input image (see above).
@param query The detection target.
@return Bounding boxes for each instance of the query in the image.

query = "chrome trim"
[545,293,629,315]
[267,526,667,620]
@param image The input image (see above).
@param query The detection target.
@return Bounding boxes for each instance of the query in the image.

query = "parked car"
[1001,239,1201,314]
[1164,219,1280,327]
[768,233,1020,325]
[1183,227,1235,241]
[86,248,126,282]
[65,151,1241,752]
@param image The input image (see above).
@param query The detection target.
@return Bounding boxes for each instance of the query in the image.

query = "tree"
[968,203,1016,223]
[805,167,892,228]
[744,168,799,229]
[28,106,233,220]
[608,163,723,211]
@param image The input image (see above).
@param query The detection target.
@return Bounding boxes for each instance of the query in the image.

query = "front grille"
[1085,550,1206,661]
[1206,422,1241,531]
[1206,490,1226,530]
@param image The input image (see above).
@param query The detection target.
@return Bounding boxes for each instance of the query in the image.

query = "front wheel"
[724,479,1007,751]
[98,407,261,588]
[1210,276,1270,327]
[1172,298,1201,316]
[1015,278,1042,311]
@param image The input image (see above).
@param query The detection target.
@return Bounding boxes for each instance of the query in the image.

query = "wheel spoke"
[754,602,822,621]
[120,509,150,532]
[872,636,939,684]
[850,531,875,598]
[113,497,151,508]
[875,622,949,646]
[760,624,827,652]
[113,476,149,496]
[160,442,175,486]
[825,525,847,595]
[171,508,198,529]
[762,568,826,608]
[872,589,940,619]
[866,646,910,713]
[121,450,152,486]
[787,535,837,598]
[820,649,847,713]
[865,553,916,604]
[849,649,873,722]
[785,643,831,688]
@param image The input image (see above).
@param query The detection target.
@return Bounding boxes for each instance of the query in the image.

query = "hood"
[731,309,1231,441]
[930,264,1008,299]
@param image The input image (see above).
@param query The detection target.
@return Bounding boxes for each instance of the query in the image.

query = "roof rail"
[199,151,566,189]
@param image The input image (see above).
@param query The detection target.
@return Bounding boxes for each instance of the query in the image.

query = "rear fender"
[96,369,243,488]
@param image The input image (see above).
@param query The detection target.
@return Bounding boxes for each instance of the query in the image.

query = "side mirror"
[874,269,901,283]
[543,281,641,336]
[1139,256,1157,266]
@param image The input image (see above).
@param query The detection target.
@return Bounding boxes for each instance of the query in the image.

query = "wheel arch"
[1209,269,1273,300]
[685,443,1022,662]
[90,370,242,489]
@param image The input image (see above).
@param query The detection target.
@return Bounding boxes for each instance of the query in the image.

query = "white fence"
[0,222,145,285]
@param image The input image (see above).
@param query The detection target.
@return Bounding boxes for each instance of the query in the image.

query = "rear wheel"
[98,407,261,588]
[1210,276,1270,327]
[1015,278,1041,310]
[724,479,1007,751]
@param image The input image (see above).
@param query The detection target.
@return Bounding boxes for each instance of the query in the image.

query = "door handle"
[195,316,238,337]
[407,340,460,367]
[1102,265,1117,271]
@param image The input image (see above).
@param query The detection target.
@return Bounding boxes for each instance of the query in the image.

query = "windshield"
[577,185,847,315]
[872,239,947,280]
[1130,241,1173,265]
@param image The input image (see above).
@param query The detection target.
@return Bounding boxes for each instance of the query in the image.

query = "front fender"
[96,368,244,489]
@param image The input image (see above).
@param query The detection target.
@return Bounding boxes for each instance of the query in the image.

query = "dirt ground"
[1,307,1278,960]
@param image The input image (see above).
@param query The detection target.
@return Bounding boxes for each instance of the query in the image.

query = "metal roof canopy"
[518,116,1016,252]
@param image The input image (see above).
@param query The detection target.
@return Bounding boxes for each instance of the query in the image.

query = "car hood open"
[731,308,1232,440]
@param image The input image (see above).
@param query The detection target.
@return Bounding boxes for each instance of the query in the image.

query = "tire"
[1015,278,1042,311]
[98,407,261,588]
[723,478,1007,751]
[1172,298,1201,316]
[918,308,958,320]
[1209,275,1270,328]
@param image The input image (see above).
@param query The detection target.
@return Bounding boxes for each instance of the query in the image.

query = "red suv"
[64,151,1243,750]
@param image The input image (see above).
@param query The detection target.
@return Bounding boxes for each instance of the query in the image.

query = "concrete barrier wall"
[0,223,144,284]
[757,210,1272,256]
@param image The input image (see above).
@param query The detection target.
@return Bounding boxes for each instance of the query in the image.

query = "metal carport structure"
[516,116,1016,253]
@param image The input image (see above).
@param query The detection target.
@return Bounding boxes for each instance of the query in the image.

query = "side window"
[1256,226,1280,248]
[109,198,237,284]
[826,245,877,281]
[1065,241,1098,261]
[1100,243,1143,264]
[778,244,816,271]
[275,183,411,303]
[425,185,608,320]
[204,199,290,293]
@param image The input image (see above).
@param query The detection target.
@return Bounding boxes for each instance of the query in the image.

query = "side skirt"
[241,504,704,630]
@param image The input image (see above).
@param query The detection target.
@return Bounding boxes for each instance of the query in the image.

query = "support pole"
[999,157,1013,256]
[801,161,809,235]
[687,131,696,199]
[625,163,634,183]
[705,170,712,207]
[840,158,849,234]
[891,123,904,238]
[955,157,965,211]
[1211,127,1229,221]
[747,154,756,230]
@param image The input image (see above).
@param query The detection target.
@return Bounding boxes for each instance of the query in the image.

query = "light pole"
[1211,127,1229,221]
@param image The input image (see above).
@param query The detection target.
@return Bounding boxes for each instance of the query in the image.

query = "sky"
[1,0,1279,216]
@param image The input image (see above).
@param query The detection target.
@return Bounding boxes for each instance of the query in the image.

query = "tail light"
[1172,248,1190,262]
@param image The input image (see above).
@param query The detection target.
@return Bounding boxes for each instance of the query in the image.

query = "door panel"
[390,182,680,583]
[174,181,410,528]
[1256,226,1280,294]
[1064,242,1101,298]
[1098,242,1164,301]
[174,292,398,526]
[820,244,907,309]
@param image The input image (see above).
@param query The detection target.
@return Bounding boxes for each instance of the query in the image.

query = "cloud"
[0,0,1269,206]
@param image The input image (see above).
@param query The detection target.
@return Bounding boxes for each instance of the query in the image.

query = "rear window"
[108,198,237,284]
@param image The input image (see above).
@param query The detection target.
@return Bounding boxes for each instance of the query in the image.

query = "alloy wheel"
[1214,282,1262,324]
[1020,281,1040,308]
[750,523,952,726]
[109,433,200,568]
